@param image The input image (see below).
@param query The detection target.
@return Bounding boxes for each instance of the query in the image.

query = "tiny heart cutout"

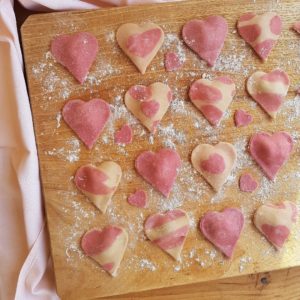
[189,77,236,126]
[191,142,236,191]
[237,12,282,60]
[125,82,172,133]
[114,124,133,145]
[182,16,228,66]
[81,225,128,277]
[135,148,181,197]
[254,201,298,249]
[127,189,147,208]
[144,209,190,261]
[164,52,183,72]
[116,22,164,74]
[249,131,293,180]
[200,208,244,258]
[74,162,122,213]
[62,98,110,149]
[239,173,258,192]
[234,109,253,127]
[247,70,289,118]
[51,32,99,84]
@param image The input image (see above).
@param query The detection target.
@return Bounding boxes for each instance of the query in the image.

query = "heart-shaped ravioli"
[237,12,282,60]
[200,208,244,258]
[62,98,110,149]
[144,209,189,261]
[74,162,122,213]
[135,148,181,197]
[51,32,99,84]
[116,22,164,74]
[247,70,289,118]
[249,131,293,180]
[182,16,228,66]
[254,201,298,249]
[191,142,237,191]
[125,82,172,133]
[81,225,128,277]
[189,77,236,126]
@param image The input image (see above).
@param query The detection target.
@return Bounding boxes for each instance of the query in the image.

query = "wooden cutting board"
[21,1,300,299]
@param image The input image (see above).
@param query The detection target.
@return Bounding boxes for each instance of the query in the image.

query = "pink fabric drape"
[0,0,179,299]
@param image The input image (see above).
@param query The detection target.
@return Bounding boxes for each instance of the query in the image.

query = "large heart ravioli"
[51,32,99,84]
[182,16,228,66]
[144,209,190,261]
[62,98,110,149]
[81,225,128,277]
[191,142,237,191]
[254,201,298,249]
[125,82,172,133]
[200,208,244,258]
[135,148,181,197]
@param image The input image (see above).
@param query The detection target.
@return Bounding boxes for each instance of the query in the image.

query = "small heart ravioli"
[191,142,237,191]
[81,226,128,277]
[125,82,173,133]
[189,77,236,126]
[116,22,164,74]
[51,32,99,84]
[74,162,122,213]
[144,209,190,261]
[254,201,298,249]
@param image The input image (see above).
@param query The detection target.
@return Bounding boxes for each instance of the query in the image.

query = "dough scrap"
[293,21,300,34]
[114,124,133,145]
[164,52,183,71]
[239,173,258,192]
[127,189,147,208]
[234,109,253,127]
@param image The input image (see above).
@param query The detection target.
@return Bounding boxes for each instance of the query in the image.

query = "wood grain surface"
[21,0,300,299]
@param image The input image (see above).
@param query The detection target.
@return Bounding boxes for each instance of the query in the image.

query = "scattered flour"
[45,137,80,162]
